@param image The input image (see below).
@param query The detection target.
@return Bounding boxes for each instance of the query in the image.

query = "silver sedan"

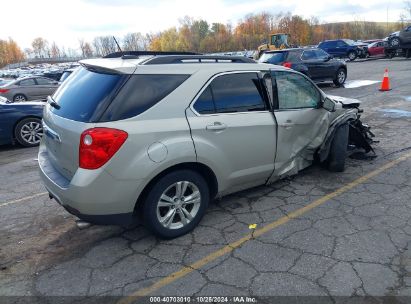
[0,76,59,102]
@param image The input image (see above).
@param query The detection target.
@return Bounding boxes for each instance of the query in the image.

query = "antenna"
[113,36,122,53]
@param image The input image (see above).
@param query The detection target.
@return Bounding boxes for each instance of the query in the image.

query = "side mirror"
[322,97,336,112]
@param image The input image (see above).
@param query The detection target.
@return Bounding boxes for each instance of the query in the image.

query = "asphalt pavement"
[1,57,411,303]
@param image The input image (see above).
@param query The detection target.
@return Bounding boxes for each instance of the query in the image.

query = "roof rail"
[144,55,255,65]
[103,51,199,58]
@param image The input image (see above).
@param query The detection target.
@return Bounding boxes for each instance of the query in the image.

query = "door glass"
[301,50,316,60]
[193,86,215,114]
[211,73,266,113]
[274,72,321,109]
[36,78,54,85]
[19,79,35,86]
[337,41,346,47]
[314,49,329,59]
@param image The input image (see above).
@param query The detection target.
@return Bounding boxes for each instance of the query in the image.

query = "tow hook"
[76,220,92,230]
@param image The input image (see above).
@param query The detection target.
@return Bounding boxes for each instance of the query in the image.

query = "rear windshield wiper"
[47,97,60,110]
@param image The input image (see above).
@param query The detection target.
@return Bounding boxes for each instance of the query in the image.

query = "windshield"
[258,52,287,64]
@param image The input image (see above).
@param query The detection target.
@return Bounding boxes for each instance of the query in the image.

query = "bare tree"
[123,32,146,51]
[50,42,61,58]
[93,36,116,56]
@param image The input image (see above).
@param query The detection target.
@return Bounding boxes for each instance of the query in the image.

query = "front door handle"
[206,122,227,131]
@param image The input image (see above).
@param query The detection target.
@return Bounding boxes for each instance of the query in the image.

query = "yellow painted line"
[118,151,411,303]
[0,192,48,208]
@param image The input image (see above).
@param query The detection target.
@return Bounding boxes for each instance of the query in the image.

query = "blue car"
[0,97,44,147]
[318,39,366,61]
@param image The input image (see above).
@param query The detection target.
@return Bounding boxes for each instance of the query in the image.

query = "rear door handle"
[206,122,227,131]
[282,119,293,129]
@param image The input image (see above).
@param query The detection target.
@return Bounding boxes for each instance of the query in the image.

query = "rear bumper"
[48,191,137,226]
[38,145,145,226]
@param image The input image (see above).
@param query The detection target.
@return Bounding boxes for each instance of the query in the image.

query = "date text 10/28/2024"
[149,296,257,303]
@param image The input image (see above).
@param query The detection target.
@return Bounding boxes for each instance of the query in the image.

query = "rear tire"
[333,68,347,86]
[328,124,349,172]
[13,94,27,102]
[347,51,357,61]
[14,117,43,147]
[143,170,209,239]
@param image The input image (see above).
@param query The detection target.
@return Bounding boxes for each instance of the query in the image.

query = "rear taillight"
[282,62,292,68]
[79,128,128,170]
[0,89,9,93]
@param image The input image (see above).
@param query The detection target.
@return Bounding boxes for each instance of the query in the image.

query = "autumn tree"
[0,38,25,67]
[32,37,49,58]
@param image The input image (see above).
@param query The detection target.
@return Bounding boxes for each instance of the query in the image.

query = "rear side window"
[258,52,286,64]
[301,50,316,60]
[19,79,35,86]
[193,73,266,114]
[51,67,128,122]
[100,74,189,121]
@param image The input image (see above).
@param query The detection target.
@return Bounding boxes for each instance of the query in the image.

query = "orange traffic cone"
[379,68,391,91]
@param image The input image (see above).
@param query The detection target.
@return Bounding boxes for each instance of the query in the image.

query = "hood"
[328,95,361,108]
[390,31,400,37]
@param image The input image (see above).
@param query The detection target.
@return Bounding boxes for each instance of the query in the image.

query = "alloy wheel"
[156,181,201,230]
[20,121,43,145]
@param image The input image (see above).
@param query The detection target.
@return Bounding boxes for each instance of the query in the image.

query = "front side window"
[274,72,321,110]
[314,49,329,59]
[36,78,54,85]
[337,41,347,47]
[193,73,267,114]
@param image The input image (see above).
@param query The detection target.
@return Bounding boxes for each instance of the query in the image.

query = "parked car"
[389,25,411,47]
[38,54,372,238]
[367,41,387,57]
[0,76,59,102]
[258,48,347,86]
[318,39,366,61]
[0,96,44,147]
[59,68,77,84]
[0,78,12,86]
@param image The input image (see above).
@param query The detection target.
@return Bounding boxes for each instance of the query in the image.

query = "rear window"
[100,74,190,121]
[258,52,286,64]
[51,68,189,122]
[51,68,128,122]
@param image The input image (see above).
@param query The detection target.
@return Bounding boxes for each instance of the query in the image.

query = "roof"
[79,55,289,75]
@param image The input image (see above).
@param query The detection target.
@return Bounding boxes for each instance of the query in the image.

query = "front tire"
[14,117,43,147]
[347,51,357,61]
[328,124,349,172]
[143,170,209,239]
[390,37,401,47]
[333,68,347,86]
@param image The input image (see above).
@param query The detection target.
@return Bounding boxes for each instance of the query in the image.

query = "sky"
[0,0,406,51]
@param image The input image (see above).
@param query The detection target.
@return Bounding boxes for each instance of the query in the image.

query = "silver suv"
[38,54,372,238]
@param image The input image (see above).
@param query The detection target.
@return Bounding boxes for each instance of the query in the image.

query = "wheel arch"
[13,93,28,101]
[133,162,218,214]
